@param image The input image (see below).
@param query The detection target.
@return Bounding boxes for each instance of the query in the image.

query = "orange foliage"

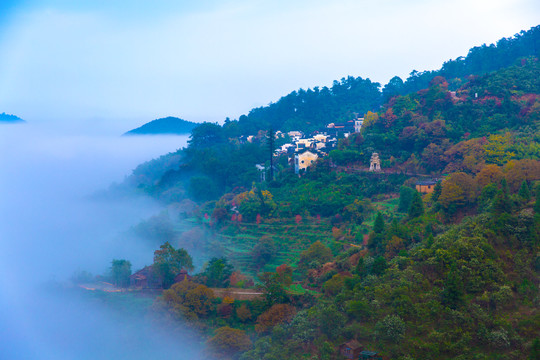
[504,159,540,191]
[255,304,296,333]
[476,164,504,188]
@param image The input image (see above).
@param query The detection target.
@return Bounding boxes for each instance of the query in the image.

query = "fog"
[0,123,204,359]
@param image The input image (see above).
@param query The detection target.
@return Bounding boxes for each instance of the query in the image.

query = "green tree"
[408,190,425,218]
[199,257,234,287]
[375,314,406,342]
[252,236,277,267]
[398,186,415,213]
[492,189,511,215]
[373,212,385,234]
[315,303,346,340]
[431,181,442,202]
[188,122,226,148]
[153,242,193,288]
[355,257,366,276]
[441,264,463,309]
[298,241,333,271]
[535,185,540,214]
[372,256,388,276]
[518,180,531,201]
[258,272,289,307]
[267,128,275,181]
[110,259,131,288]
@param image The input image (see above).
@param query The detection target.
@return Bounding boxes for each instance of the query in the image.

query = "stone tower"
[369,152,381,172]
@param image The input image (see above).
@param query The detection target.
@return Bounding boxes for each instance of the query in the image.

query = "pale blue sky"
[0,0,538,131]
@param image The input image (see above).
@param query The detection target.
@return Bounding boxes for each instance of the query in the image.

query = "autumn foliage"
[255,303,296,333]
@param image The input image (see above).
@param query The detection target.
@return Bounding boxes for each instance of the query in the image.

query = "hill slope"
[123,117,198,136]
[0,112,25,123]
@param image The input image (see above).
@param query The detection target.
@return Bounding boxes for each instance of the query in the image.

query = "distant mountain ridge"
[0,112,25,123]
[124,117,198,136]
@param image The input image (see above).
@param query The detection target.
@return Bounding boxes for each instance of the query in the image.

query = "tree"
[398,186,415,213]
[258,272,289,307]
[372,256,388,276]
[153,242,193,288]
[431,181,442,202]
[476,164,504,188]
[267,128,275,181]
[492,189,511,215]
[439,181,466,214]
[110,259,131,288]
[251,236,277,267]
[373,212,385,234]
[375,315,406,342]
[208,327,251,355]
[518,180,531,201]
[255,303,296,333]
[323,274,346,296]
[355,256,366,276]
[188,122,226,149]
[441,264,463,309]
[298,241,333,271]
[408,190,424,218]
[382,76,405,101]
[199,257,234,287]
[236,303,252,322]
[160,280,215,320]
[315,303,347,340]
[275,264,293,287]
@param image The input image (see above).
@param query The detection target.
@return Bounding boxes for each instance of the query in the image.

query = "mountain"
[219,25,539,137]
[0,112,25,123]
[123,117,198,136]
[116,27,540,360]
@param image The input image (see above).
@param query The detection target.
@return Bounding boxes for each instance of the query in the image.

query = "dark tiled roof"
[416,180,437,186]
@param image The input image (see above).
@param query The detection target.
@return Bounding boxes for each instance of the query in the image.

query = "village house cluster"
[271,116,365,174]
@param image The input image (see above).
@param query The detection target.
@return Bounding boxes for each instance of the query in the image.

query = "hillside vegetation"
[123,116,198,136]
[112,26,540,360]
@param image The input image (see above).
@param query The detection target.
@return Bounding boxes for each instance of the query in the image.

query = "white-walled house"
[294,150,319,174]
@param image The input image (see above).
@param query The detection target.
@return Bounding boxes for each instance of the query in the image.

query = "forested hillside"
[114,27,540,360]
[124,116,198,135]
[218,25,540,137]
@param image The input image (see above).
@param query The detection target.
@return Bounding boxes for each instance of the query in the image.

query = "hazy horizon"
[0,125,204,359]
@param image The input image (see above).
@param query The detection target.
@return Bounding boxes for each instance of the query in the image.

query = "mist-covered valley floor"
[0,124,204,359]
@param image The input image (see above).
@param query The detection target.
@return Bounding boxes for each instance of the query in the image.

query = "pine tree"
[373,212,385,234]
[492,189,511,215]
[408,190,425,218]
[431,181,442,202]
[441,263,463,309]
[267,128,275,181]
[355,256,365,276]
[535,185,540,214]
[518,180,531,201]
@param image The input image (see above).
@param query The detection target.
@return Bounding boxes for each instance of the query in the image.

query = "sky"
[0,0,539,132]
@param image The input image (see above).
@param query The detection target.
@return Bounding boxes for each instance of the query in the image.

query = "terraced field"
[209,221,334,278]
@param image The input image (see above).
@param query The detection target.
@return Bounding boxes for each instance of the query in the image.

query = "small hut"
[129,266,162,289]
[339,340,363,359]
[173,269,192,283]
[415,179,438,194]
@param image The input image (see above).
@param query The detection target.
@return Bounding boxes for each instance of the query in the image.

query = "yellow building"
[294,150,318,174]
[415,180,438,193]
